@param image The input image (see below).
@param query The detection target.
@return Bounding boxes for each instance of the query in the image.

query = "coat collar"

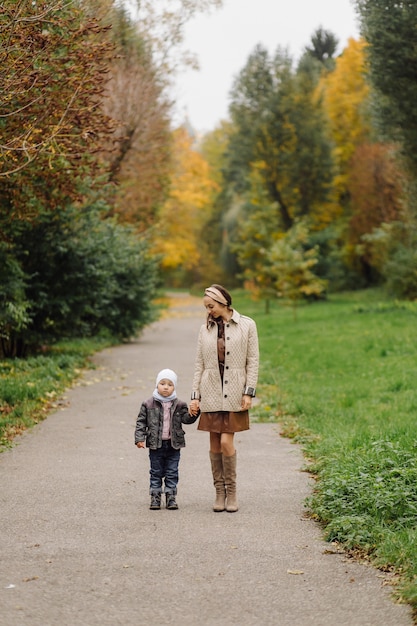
[208,308,240,328]
[229,309,240,324]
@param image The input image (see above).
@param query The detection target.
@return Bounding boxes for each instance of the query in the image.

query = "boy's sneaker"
[150,493,161,510]
[166,494,178,510]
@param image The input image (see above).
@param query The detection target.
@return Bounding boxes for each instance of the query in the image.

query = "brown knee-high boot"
[223,452,238,512]
[209,452,226,512]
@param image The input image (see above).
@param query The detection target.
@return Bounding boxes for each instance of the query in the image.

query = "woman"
[190,284,259,512]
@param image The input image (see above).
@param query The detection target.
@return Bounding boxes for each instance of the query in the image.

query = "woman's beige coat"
[192,309,259,412]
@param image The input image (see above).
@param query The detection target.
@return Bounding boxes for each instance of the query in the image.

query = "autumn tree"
[232,167,283,311]
[199,120,236,280]
[151,127,219,286]
[269,222,327,318]
[318,38,372,203]
[0,1,164,355]
[234,198,326,314]
[97,0,224,230]
[97,4,172,230]
[128,0,223,77]
[0,0,114,219]
[345,142,405,282]
[353,1,417,297]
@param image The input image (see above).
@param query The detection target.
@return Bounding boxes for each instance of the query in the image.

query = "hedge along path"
[0,293,412,626]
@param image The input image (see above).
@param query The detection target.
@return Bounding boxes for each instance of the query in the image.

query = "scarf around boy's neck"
[153,389,177,403]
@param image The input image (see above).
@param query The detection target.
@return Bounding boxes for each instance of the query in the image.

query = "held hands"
[136,441,145,449]
[189,399,200,416]
[189,397,251,412]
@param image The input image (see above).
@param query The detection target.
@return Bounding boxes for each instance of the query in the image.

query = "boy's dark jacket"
[135,397,198,450]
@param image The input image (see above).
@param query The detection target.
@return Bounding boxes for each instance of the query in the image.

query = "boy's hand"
[136,441,145,448]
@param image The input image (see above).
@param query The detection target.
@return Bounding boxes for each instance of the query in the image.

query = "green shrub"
[1,205,160,354]
[383,242,417,299]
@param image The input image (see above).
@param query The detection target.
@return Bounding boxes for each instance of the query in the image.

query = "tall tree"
[318,38,372,202]
[232,166,282,310]
[129,0,223,79]
[199,120,234,277]
[355,0,417,175]
[0,0,114,219]
[226,44,275,196]
[98,0,224,230]
[305,26,339,69]
[99,4,172,230]
[226,44,334,232]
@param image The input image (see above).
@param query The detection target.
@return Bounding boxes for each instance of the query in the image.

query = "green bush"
[383,242,417,299]
[1,204,160,354]
[0,243,31,357]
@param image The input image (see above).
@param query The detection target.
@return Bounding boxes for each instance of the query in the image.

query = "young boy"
[135,369,199,510]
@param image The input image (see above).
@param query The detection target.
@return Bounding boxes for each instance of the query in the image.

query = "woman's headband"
[204,287,229,306]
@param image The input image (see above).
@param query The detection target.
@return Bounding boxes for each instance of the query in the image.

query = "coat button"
[224,380,228,384]
[226,351,230,355]
[226,366,229,369]
[224,394,228,398]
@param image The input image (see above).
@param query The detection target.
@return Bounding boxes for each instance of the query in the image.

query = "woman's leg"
[220,432,235,456]
[209,431,225,512]
[209,431,221,453]
[220,433,238,512]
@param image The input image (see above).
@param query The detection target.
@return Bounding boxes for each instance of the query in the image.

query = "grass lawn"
[0,338,114,447]
[233,289,417,614]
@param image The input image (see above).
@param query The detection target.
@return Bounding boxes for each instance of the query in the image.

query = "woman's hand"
[241,394,252,410]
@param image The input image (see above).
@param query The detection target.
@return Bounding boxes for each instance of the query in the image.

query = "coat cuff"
[244,386,256,397]
[191,391,200,400]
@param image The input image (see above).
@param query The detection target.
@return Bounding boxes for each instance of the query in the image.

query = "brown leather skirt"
[197,410,250,433]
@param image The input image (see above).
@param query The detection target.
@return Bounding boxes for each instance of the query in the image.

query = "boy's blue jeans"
[149,440,180,494]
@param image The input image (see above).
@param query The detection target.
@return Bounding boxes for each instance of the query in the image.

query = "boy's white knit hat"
[156,368,177,388]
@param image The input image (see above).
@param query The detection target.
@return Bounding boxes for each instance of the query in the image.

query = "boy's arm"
[135,403,148,445]
[178,401,199,424]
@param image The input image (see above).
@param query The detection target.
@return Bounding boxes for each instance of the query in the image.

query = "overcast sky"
[173,0,360,133]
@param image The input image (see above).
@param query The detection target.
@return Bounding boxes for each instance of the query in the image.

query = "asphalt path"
[0,293,413,626]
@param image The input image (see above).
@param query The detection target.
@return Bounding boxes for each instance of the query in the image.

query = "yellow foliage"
[200,120,233,187]
[318,38,371,197]
[152,127,218,271]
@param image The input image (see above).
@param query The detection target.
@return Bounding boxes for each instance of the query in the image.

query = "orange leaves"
[346,142,405,268]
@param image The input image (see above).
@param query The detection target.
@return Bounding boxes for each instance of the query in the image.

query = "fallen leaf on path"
[323,548,344,555]
[287,570,304,575]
